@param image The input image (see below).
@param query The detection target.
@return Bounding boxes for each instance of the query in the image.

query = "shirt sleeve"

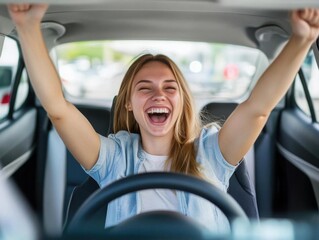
[82,134,121,187]
[198,126,237,187]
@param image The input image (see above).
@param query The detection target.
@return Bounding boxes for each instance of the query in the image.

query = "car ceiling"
[0,0,318,53]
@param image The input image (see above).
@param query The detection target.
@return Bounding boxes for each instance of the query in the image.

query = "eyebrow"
[135,79,177,86]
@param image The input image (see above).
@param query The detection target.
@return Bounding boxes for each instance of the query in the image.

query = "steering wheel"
[67,172,248,239]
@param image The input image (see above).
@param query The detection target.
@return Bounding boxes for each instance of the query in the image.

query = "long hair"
[114,54,202,177]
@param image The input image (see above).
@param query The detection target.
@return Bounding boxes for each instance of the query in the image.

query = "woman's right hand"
[290,8,319,45]
[7,4,48,28]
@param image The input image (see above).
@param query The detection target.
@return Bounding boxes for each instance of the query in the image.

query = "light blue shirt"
[84,126,236,233]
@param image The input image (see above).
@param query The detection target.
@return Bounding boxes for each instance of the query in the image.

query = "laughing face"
[128,61,182,142]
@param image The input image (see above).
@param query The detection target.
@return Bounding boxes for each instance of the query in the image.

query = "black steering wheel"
[67,172,248,239]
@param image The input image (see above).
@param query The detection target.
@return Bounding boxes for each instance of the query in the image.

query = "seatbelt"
[35,107,52,222]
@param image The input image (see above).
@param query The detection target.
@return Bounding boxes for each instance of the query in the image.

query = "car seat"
[63,98,259,231]
[43,105,111,235]
[201,102,259,219]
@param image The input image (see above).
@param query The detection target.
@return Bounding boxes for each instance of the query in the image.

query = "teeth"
[147,108,169,114]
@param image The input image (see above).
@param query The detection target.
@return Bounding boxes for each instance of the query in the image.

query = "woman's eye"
[166,87,176,92]
[138,87,151,91]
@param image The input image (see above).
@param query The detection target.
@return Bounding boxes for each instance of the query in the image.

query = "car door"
[0,35,38,205]
[274,40,319,216]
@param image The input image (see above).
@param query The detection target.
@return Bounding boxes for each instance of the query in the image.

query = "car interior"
[0,0,319,239]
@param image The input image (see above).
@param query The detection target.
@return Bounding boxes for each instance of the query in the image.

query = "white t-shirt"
[137,151,179,213]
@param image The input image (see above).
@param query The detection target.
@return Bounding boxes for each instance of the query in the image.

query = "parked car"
[0,65,12,117]
[0,0,319,239]
[0,37,20,119]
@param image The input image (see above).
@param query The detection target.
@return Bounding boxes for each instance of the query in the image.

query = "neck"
[141,134,172,156]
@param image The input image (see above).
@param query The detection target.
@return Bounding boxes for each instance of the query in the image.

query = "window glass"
[295,75,311,116]
[14,69,29,111]
[0,37,19,120]
[55,40,267,108]
[295,50,319,120]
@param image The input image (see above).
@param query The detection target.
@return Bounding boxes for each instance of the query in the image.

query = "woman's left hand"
[291,8,319,43]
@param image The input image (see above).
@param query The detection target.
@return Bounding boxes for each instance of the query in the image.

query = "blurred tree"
[57,41,105,62]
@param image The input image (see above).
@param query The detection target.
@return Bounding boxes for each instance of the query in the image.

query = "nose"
[152,88,166,101]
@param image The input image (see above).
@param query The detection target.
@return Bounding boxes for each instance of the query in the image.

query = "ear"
[126,102,132,111]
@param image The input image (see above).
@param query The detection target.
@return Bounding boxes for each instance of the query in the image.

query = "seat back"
[43,105,111,235]
[201,102,238,126]
[63,97,117,230]
[201,102,259,218]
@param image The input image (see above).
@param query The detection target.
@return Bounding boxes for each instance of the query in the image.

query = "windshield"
[55,40,268,108]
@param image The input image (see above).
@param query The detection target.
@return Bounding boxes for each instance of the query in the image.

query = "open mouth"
[147,108,170,124]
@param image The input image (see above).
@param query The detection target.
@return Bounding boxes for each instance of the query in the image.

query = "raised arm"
[8,4,100,170]
[219,9,319,166]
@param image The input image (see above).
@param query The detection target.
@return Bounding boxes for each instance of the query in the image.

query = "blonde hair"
[114,54,202,177]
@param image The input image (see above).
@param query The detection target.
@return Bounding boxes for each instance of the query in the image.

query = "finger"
[304,9,319,27]
[8,4,31,12]
[7,4,19,12]
[299,8,309,20]
[297,8,319,27]
[304,8,316,22]
[290,10,301,24]
[302,8,319,21]
[307,8,315,21]
[22,4,31,11]
[310,9,319,27]
[19,4,29,11]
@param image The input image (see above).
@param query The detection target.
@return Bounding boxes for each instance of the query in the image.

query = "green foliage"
[57,41,105,61]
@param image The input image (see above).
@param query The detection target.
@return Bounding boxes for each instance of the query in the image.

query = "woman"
[8,4,319,232]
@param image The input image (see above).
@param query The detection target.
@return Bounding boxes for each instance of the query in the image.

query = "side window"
[0,37,20,120]
[14,69,29,111]
[295,50,319,121]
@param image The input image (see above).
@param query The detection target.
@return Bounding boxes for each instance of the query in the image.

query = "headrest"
[200,102,238,126]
